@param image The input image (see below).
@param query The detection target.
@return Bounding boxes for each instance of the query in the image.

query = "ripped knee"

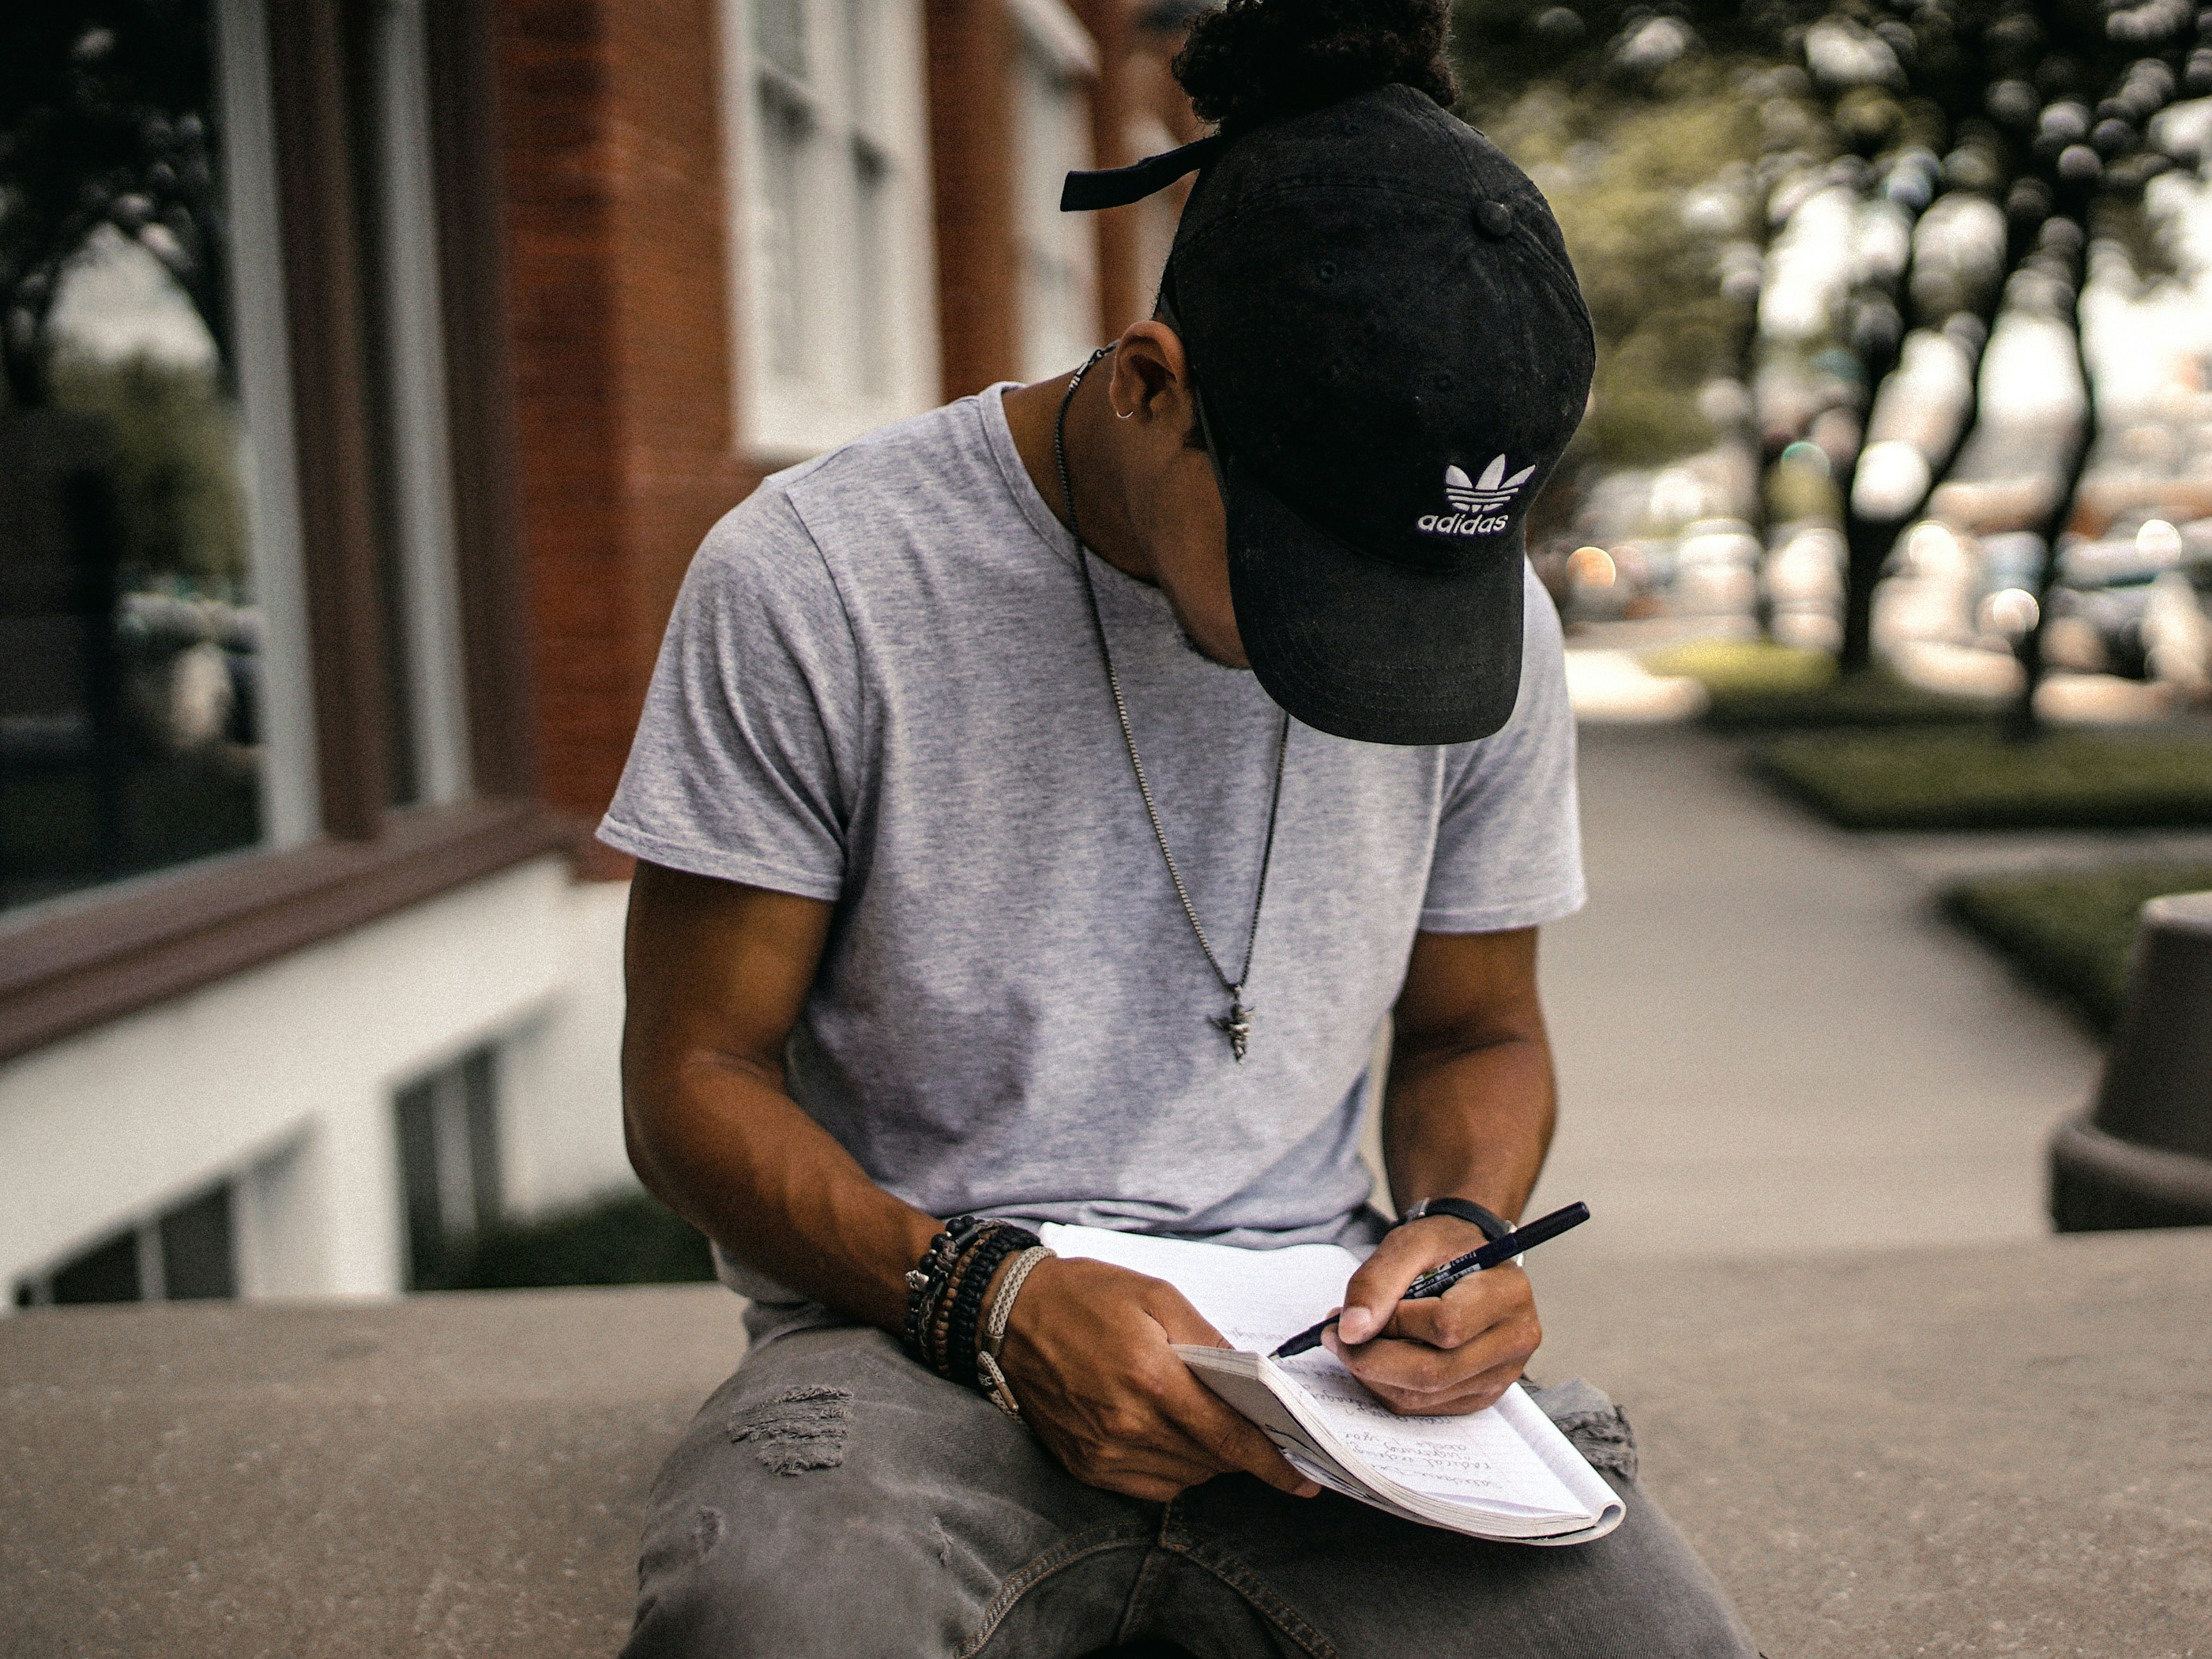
[728,1383,855,1477]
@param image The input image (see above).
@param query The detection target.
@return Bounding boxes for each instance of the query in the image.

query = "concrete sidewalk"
[1526,726,2105,1261]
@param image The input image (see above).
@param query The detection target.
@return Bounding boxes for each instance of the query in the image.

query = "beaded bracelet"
[928,1229,988,1373]
[901,1217,1040,1389]
[902,1221,959,1362]
[946,1225,1033,1388]
[903,1214,984,1365]
[937,1225,1003,1374]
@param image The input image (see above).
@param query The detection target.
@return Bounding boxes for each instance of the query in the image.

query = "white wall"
[499,878,634,1216]
[0,861,635,1304]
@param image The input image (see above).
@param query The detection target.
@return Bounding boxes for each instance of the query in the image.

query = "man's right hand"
[996,1255,1322,1504]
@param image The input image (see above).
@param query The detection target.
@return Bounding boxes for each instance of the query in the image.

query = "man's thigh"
[622,1323,1161,1659]
[1166,1473,1759,1659]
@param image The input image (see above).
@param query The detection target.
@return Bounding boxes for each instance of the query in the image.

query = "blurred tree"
[1479,67,1766,473]
[48,351,247,586]
[1457,0,2211,733]
[0,2,231,408]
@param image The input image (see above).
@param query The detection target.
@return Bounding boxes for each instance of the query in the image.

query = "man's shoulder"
[777,397,1006,539]
[692,394,1014,596]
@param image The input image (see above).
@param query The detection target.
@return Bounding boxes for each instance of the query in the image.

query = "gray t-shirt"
[600,386,1583,1279]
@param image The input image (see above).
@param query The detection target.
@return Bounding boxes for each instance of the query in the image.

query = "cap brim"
[1224,456,1526,747]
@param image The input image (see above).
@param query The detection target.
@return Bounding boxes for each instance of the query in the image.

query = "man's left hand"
[1322,1217,1540,1416]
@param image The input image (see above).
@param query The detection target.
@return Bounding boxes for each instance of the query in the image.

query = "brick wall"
[925,0,1021,399]
[1072,0,1141,339]
[495,0,759,871]
[493,0,1177,869]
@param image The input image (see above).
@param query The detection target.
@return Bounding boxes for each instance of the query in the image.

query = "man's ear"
[1107,320,1194,429]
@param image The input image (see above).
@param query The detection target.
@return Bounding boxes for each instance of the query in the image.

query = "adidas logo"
[1446,457,1535,511]
[1420,457,1535,537]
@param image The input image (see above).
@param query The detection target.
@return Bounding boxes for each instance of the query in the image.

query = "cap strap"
[1059,134,1228,213]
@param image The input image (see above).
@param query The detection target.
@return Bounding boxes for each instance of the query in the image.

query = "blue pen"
[1269,1201,1591,1360]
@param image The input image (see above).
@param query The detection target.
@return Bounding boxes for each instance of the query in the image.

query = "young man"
[602,16,1757,1654]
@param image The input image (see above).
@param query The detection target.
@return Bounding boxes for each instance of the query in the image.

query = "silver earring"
[1115,408,1134,420]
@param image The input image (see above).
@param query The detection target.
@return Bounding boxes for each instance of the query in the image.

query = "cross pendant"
[1213,996,1253,1063]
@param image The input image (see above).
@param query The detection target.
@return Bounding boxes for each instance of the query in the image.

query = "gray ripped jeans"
[623,1322,1758,1658]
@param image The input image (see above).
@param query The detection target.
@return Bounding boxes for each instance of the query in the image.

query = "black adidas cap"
[1064,83,1594,746]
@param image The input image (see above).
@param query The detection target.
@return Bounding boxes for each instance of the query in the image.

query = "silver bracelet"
[976,1245,1052,1415]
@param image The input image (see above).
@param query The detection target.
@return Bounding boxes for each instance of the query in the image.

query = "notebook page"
[1044,1224,1587,1522]
[1040,1224,1357,1352]
[1276,1357,1585,1514]
[1493,1387,1627,1521]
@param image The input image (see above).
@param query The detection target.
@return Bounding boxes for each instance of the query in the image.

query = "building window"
[724,0,940,456]
[0,5,292,914]
[0,2,559,1073]
[13,1179,239,1307]
[1010,0,1099,383]
[0,0,476,921]
[394,1042,502,1289]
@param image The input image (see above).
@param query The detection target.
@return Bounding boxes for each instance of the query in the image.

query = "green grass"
[446,1190,717,1290]
[1706,670,1996,732]
[1642,638,1838,698]
[1943,864,2212,1033]
[1755,730,2212,830]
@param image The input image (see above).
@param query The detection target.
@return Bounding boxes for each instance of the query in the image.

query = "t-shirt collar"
[980,381,1083,570]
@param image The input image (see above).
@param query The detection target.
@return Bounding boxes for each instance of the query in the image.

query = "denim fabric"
[623,1325,1759,1658]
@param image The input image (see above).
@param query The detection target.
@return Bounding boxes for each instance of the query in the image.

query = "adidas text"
[1417,510,1512,536]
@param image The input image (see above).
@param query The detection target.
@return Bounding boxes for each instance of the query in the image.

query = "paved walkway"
[1524,725,2109,1260]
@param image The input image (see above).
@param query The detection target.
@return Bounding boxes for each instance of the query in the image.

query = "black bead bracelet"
[946,1225,1033,1388]
[902,1216,1040,1388]
[903,1214,984,1366]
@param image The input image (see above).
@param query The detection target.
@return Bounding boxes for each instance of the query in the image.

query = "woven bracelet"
[984,1245,1051,1360]
[976,1245,1053,1417]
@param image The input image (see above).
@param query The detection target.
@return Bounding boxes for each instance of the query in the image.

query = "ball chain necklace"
[1054,344,1289,1062]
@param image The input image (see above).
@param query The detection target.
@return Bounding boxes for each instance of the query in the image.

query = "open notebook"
[1041,1224,1625,1546]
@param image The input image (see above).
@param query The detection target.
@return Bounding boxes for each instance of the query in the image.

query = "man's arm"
[1324,925,1554,1416]
[621,860,1316,1502]
[621,863,931,1328]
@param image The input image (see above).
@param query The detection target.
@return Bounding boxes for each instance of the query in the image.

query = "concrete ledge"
[4,1232,2209,1657]
[1536,1228,2212,1657]
[0,1286,748,1658]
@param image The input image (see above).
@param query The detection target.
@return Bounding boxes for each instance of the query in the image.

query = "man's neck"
[1003,363,1154,586]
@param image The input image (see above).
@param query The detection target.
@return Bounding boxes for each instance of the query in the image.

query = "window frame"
[720,0,942,459]
[357,0,477,809]
[0,0,570,1067]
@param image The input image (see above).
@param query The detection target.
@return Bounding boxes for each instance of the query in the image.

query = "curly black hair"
[1171,0,1458,135]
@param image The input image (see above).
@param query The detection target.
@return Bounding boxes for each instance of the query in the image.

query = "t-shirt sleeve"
[1417,563,1586,933]
[596,490,863,900]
